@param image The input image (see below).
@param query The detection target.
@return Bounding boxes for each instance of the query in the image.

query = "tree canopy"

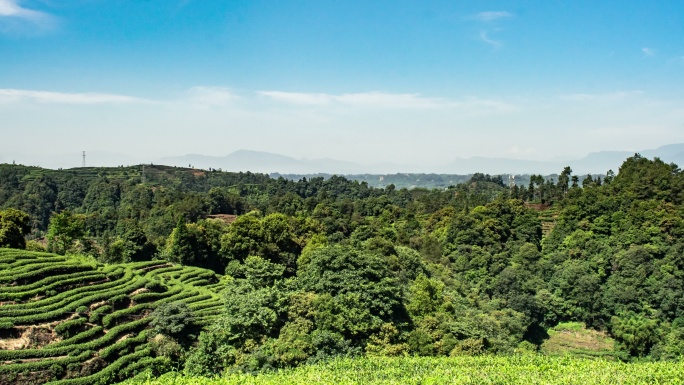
[1,155,684,374]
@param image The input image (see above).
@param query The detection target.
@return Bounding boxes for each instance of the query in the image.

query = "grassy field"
[126,355,684,385]
[540,322,623,360]
[0,248,225,385]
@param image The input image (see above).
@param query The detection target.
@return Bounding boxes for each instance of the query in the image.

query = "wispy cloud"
[641,47,656,57]
[0,89,148,104]
[479,31,501,48]
[0,0,56,33]
[471,11,512,48]
[0,0,44,19]
[186,87,238,106]
[335,92,445,109]
[473,11,513,22]
[257,90,516,113]
[258,91,445,109]
[559,90,644,102]
[257,91,331,106]
[0,87,517,116]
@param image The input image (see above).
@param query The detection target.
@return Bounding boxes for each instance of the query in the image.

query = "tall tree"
[0,208,31,249]
[558,166,572,196]
[46,210,86,255]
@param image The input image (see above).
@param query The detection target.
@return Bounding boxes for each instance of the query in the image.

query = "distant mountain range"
[437,144,684,175]
[4,144,684,175]
[156,144,684,175]
[157,150,366,175]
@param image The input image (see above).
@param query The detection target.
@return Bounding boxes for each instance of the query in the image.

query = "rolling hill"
[0,249,224,385]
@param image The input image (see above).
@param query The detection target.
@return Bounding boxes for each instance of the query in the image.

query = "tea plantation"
[125,355,684,385]
[0,248,224,385]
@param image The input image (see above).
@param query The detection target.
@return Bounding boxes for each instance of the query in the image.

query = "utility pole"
[82,151,86,167]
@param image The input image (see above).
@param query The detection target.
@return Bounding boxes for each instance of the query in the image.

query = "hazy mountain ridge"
[157,150,368,175]
[4,144,684,175]
[156,143,684,175]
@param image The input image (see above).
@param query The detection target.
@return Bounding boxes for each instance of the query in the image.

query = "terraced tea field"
[124,355,684,385]
[0,248,225,385]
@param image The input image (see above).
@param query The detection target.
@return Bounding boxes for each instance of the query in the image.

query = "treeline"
[0,164,505,259]
[273,171,604,191]
[1,155,683,375]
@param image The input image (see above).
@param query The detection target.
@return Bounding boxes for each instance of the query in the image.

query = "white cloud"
[186,86,238,106]
[333,92,442,109]
[258,91,332,106]
[470,11,511,48]
[642,47,655,57]
[4,84,683,168]
[0,87,517,117]
[559,91,644,102]
[479,31,501,48]
[0,0,43,19]
[258,90,516,113]
[0,89,148,104]
[258,90,444,108]
[473,11,513,22]
[0,0,55,32]
[258,91,444,109]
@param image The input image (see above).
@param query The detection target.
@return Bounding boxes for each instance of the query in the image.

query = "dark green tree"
[0,208,31,249]
[151,302,196,338]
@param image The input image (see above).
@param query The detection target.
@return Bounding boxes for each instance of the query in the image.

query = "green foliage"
[54,317,87,338]
[102,222,157,263]
[298,246,403,342]
[127,355,684,385]
[243,255,285,288]
[611,312,660,357]
[364,323,409,357]
[149,333,182,360]
[219,280,285,345]
[219,213,302,274]
[0,208,31,249]
[4,155,684,383]
[46,210,86,255]
[150,302,195,338]
[406,274,444,318]
[0,248,223,384]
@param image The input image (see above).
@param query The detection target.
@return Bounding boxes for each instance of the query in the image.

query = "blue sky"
[1,0,683,168]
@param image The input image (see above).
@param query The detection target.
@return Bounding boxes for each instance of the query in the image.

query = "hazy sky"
[1,0,683,168]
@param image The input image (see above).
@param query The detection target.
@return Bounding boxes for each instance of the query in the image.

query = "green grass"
[125,355,684,385]
[541,322,623,360]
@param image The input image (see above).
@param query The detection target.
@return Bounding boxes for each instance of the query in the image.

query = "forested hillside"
[1,154,683,382]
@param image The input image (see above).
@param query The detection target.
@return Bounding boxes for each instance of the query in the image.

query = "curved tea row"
[0,248,224,385]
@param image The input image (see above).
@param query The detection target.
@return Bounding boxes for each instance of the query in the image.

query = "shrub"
[150,302,195,338]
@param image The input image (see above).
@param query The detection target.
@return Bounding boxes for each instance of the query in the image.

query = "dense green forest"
[274,171,605,190]
[273,172,495,189]
[1,154,683,382]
